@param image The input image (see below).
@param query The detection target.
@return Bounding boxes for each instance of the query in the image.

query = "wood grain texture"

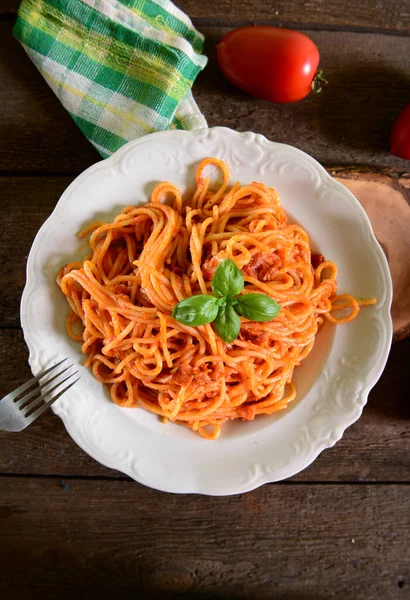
[2,22,410,172]
[0,176,74,327]
[0,25,100,173]
[1,329,409,481]
[0,478,409,599]
[1,1,410,597]
[3,0,410,34]
[183,0,410,33]
[197,28,410,168]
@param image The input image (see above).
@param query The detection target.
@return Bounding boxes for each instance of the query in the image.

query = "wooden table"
[1,1,409,598]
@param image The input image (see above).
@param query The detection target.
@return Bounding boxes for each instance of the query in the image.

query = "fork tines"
[15,359,80,424]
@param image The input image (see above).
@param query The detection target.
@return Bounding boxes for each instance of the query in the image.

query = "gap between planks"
[0,473,409,485]
[1,11,410,37]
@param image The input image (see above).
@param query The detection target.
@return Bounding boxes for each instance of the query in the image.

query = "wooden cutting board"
[328,167,410,342]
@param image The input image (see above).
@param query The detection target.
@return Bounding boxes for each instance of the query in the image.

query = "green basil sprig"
[212,258,244,298]
[172,294,219,326]
[213,304,241,344]
[172,259,280,343]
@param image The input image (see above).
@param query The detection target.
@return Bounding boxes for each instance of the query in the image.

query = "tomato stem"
[311,69,328,94]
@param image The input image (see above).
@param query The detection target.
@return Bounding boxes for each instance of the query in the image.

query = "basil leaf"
[213,305,241,343]
[235,294,280,322]
[172,295,219,326]
[212,259,244,298]
[217,296,227,309]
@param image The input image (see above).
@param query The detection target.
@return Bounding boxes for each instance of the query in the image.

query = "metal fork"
[0,358,80,432]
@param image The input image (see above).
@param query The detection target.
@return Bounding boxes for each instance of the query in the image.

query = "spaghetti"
[58,158,375,439]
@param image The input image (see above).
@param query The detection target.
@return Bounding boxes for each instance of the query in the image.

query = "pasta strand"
[58,158,375,439]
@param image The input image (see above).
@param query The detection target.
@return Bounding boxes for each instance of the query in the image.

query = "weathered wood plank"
[197,27,410,168]
[0,478,409,599]
[1,22,410,172]
[0,330,110,477]
[0,176,74,327]
[3,0,410,34]
[0,26,100,173]
[1,329,409,481]
[1,3,409,594]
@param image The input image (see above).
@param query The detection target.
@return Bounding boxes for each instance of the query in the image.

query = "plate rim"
[20,126,393,495]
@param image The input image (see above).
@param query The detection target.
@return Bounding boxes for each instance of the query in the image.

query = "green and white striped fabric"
[14,0,208,157]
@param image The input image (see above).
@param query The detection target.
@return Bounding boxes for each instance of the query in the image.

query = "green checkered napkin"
[14,0,208,157]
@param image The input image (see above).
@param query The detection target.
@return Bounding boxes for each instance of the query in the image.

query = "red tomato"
[216,26,322,104]
[390,104,410,160]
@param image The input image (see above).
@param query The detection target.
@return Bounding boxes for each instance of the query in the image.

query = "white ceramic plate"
[21,127,392,495]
